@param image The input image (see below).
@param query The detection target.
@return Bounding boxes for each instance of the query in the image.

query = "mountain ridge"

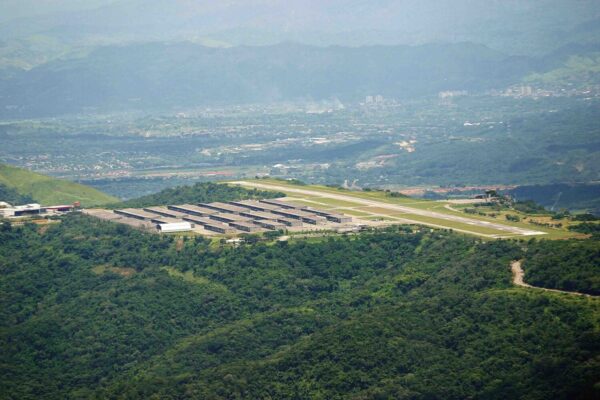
[0,41,536,117]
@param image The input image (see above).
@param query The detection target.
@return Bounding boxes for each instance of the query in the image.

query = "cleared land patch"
[92,265,136,277]
[162,267,230,292]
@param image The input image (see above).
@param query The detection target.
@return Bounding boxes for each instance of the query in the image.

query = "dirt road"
[510,260,595,297]
[232,181,545,237]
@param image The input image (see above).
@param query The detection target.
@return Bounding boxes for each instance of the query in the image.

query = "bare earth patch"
[92,265,136,277]
[510,260,596,297]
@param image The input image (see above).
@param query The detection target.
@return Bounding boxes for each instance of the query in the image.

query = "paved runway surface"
[232,181,546,237]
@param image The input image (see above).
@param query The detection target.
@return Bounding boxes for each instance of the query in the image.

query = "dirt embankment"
[510,260,596,297]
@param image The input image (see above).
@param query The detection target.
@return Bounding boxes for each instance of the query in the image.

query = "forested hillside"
[1,215,598,399]
[522,239,600,295]
[110,182,284,208]
[508,183,600,215]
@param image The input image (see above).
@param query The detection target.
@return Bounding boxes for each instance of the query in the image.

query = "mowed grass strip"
[363,215,397,221]
[285,199,337,209]
[357,206,403,215]
[308,197,365,207]
[339,209,374,217]
[389,213,512,236]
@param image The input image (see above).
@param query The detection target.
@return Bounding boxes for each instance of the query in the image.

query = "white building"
[156,222,193,233]
[0,203,43,217]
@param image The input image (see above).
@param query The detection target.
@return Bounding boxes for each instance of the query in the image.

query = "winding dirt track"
[510,260,596,297]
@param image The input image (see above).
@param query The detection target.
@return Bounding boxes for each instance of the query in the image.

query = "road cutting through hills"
[510,260,596,297]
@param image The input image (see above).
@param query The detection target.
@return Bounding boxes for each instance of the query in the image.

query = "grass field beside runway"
[229,179,580,239]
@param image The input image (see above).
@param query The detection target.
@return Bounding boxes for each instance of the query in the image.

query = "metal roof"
[168,204,218,215]
[200,202,248,213]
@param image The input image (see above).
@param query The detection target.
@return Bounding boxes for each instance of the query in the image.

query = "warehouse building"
[151,216,186,225]
[45,204,75,213]
[271,209,327,224]
[210,213,253,224]
[238,210,280,220]
[168,204,218,217]
[183,215,238,234]
[114,208,158,220]
[156,221,193,233]
[229,200,283,212]
[258,199,297,209]
[199,202,248,214]
[144,206,188,219]
[303,207,353,223]
[205,223,238,234]
[324,213,353,223]
[253,219,287,230]
[275,217,303,227]
[229,221,262,233]
[2,203,45,217]
[300,206,330,217]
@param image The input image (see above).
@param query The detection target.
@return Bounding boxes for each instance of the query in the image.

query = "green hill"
[0,164,118,207]
[0,216,598,399]
[110,182,285,209]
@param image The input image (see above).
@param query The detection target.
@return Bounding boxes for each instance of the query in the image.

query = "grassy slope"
[0,164,118,207]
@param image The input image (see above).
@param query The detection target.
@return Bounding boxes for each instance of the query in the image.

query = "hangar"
[156,222,193,233]
[168,204,218,217]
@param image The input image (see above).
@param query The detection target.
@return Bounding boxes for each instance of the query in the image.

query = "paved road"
[232,181,545,237]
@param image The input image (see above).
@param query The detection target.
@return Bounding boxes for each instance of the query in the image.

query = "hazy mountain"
[1,0,599,54]
[0,41,537,117]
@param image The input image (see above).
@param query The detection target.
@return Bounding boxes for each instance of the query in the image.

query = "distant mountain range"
[1,0,599,54]
[0,1,599,117]
[1,41,592,118]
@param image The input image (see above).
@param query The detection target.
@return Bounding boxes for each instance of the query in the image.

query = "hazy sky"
[2,0,598,27]
[1,0,599,51]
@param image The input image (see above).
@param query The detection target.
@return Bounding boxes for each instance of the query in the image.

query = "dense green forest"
[1,215,598,399]
[110,182,285,208]
[522,239,600,295]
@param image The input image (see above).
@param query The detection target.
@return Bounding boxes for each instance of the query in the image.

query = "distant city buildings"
[438,90,468,99]
[365,94,385,105]
[503,85,534,97]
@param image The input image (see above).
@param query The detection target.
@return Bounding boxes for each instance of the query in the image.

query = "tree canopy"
[0,215,598,399]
